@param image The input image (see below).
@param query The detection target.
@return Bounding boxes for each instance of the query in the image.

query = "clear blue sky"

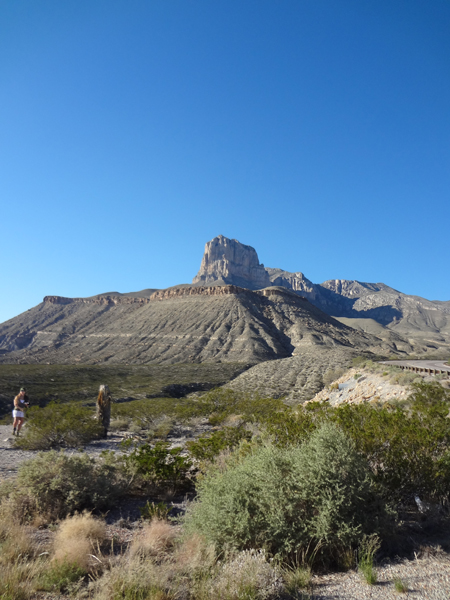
[1,0,449,324]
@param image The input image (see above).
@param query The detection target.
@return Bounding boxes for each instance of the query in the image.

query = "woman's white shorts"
[12,410,24,418]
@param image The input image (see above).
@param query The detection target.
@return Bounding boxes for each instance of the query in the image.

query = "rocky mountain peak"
[192,235,270,289]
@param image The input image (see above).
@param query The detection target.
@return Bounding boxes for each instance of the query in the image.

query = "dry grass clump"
[0,501,45,600]
[129,518,178,558]
[0,560,45,600]
[283,564,312,594]
[174,532,215,574]
[208,549,283,600]
[0,501,39,564]
[52,512,106,570]
[91,557,171,600]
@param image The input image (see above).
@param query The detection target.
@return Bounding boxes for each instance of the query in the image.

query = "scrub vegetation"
[1,361,450,598]
[0,362,250,417]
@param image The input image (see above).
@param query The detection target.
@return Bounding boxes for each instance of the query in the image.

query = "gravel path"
[311,554,450,599]
[0,424,129,481]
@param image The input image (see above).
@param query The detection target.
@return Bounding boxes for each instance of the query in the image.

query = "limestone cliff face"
[265,268,318,301]
[193,235,270,289]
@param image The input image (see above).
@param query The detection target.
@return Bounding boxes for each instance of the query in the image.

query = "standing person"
[12,387,29,436]
[96,384,112,438]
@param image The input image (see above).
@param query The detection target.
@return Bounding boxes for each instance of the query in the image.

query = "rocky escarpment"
[193,235,270,289]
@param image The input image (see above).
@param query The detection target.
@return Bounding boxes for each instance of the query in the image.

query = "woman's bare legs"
[13,417,24,435]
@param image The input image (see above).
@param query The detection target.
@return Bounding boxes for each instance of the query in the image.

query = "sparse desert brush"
[129,519,178,558]
[109,417,131,431]
[282,563,312,595]
[186,425,252,462]
[323,368,346,386]
[0,559,45,600]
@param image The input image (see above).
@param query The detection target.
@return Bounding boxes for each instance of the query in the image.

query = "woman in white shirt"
[12,387,29,436]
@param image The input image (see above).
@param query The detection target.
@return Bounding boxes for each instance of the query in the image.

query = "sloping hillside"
[0,285,401,365]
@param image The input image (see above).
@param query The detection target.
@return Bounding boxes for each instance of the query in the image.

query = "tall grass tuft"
[358,534,380,585]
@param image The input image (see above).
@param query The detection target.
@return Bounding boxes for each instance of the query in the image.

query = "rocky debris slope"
[226,347,361,404]
[311,365,450,406]
[0,285,397,365]
[312,366,412,406]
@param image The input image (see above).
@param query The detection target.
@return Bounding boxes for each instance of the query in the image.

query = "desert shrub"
[15,401,103,449]
[5,451,127,520]
[150,416,175,440]
[186,426,252,462]
[283,564,311,595]
[109,417,131,431]
[185,423,387,562]
[390,372,417,386]
[351,357,367,367]
[264,400,330,448]
[264,383,450,505]
[0,561,45,600]
[173,532,216,576]
[125,442,193,493]
[139,501,171,521]
[334,382,450,503]
[0,504,38,564]
[90,557,171,600]
[176,388,287,427]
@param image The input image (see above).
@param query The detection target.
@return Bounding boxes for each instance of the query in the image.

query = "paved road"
[379,360,450,374]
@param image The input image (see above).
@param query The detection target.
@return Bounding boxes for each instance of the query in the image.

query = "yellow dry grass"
[52,512,106,570]
[129,518,178,558]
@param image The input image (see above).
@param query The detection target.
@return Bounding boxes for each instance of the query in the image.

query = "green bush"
[334,382,450,503]
[125,442,193,493]
[185,424,388,561]
[4,451,127,520]
[186,426,252,462]
[265,383,450,505]
[16,401,103,449]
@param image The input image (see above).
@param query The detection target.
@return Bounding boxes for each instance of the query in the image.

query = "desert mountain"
[194,235,450,352]
[0,234,446,366]
[0,284,403,365]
